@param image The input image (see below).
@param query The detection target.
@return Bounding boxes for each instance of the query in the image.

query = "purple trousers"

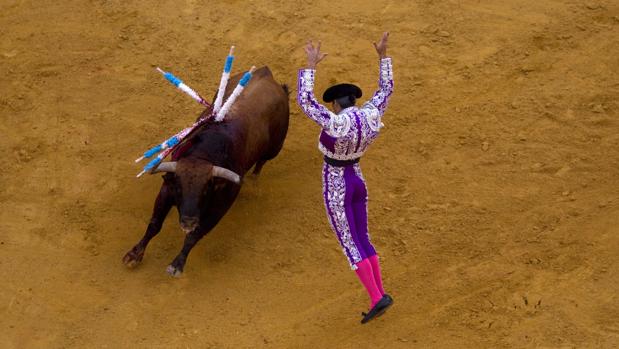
[322,162,377,270]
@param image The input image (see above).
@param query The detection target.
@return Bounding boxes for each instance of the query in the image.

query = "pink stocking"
[354,258,383,307]
[369,254,385,295]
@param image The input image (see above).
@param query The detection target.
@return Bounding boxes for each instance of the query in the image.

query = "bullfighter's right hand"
[373,32,389,59]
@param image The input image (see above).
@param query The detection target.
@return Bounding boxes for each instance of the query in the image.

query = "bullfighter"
[297,32,394,324]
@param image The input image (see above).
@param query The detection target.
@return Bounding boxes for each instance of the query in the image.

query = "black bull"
[123,67,289,276]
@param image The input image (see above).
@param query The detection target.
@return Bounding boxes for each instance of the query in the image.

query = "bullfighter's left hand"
[305,40,328,70]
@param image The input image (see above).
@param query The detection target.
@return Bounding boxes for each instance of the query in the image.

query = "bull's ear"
[212,166,241,184]
[152,161,177,174]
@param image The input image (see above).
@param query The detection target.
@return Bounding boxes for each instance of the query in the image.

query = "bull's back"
[224,67,288,124]
[221,67,289,171]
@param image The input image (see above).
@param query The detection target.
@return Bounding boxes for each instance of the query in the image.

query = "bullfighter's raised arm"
[297,40,335,130]
[297,68,335,129]
[362,32,394,117]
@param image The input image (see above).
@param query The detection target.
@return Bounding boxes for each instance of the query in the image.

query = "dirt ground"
[1,0,618,348]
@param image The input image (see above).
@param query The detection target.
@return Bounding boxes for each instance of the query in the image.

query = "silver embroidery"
[357,109,374,153]
[318,143,365,161]
[363,103,384,132]
[298,69,352,137]
[328,113,351,138]
[298,70,337,130]
[334,112,356,154]
[353,163,363,180]
[334,135,349,155]
[368,58,394,115]
[381,58,393,82]
[317,107,380,160]
[323,163,362,269]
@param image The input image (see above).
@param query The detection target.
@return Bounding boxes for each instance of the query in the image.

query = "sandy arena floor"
[1,0,618,348]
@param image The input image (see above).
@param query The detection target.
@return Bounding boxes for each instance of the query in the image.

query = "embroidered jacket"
[297,58,394,161]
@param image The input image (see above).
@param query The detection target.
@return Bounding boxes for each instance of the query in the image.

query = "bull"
[122,67,289,276]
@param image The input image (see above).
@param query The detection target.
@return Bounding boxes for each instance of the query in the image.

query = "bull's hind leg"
[252,159,268,176]
[123,180,174,268]
[251,127,287,176]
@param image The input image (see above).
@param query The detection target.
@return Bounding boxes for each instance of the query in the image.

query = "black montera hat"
[322,83,363,103]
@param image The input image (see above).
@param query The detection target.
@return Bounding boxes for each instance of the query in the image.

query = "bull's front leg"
[166,205,238,277]
[166,212,226,277]
[166,185,240,277]
[123,180,175,268]
[165,228,208,277]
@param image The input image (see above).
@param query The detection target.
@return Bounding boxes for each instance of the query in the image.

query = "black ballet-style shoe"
[361,294,393,324]
[378,294,393,318]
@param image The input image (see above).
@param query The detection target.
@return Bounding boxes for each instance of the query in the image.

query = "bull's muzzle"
[180,216,199,233]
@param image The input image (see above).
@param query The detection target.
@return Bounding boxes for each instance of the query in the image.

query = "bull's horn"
[212,166,241,184]
[152,161,177,173]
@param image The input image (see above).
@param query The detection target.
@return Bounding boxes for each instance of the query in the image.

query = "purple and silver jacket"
[297,58,394,161]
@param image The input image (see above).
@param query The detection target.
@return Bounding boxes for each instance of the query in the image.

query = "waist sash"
[324,156,360,167]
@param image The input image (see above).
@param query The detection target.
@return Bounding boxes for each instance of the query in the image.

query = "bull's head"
[152,160,240,232]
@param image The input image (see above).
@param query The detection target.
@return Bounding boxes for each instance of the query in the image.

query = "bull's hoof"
[166,264,183,278]
[122,247,144,268]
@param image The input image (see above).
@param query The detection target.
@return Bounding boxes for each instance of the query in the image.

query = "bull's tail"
[281,84,290,96]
